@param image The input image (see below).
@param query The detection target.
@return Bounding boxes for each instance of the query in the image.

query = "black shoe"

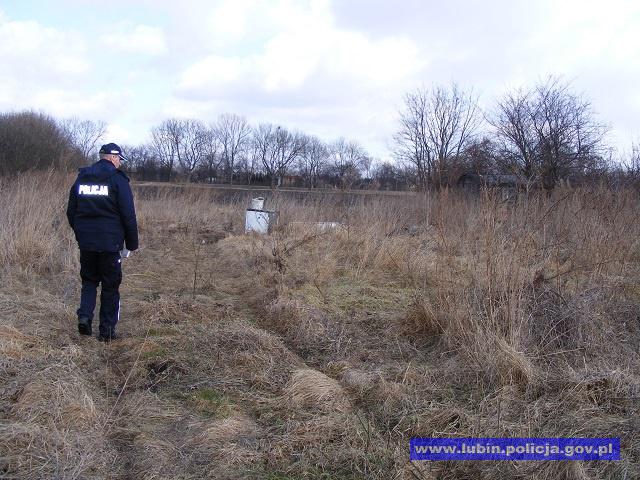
[97,333,118,342]
[78,317,92,336]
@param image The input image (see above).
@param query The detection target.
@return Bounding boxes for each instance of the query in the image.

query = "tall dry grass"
[0,170,77,275]
[1,173,639,479]
[246,185,640,478]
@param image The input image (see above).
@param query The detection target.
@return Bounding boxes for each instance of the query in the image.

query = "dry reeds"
[0,170,78,274]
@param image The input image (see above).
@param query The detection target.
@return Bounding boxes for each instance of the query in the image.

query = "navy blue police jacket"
[66,159,139,252]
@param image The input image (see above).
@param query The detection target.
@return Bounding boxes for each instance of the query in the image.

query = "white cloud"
[207,0,258,46]
[529,0,640,72]
[520,0,640,151]
[101,24,168,56]
[0,12,137,124]
[104,123,132,144]
[0,12,98,119]
[29,89,132,119]
[0,15,89,80]
[179,0,422,96]
[179,55,248,93]
[174,0,424,156]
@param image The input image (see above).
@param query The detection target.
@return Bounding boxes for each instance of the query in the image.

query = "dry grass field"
[1,171,639,479]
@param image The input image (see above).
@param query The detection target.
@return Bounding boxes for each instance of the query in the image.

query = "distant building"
[457,172,525,200]
[279,175,303,187]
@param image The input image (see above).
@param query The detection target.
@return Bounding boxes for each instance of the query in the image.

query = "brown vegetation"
[0,174,638,479]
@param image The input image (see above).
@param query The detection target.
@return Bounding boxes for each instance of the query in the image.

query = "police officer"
[66,143,138,342]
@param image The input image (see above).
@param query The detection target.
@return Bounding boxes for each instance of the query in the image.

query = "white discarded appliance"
[245,197,278,234]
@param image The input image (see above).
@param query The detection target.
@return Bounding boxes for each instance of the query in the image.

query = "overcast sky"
[1,0,638,159]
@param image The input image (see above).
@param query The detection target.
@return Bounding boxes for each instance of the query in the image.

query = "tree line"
[1,76,638,190]
[132,115,376,189]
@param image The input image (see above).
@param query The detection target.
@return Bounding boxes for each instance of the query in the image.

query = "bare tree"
[299,135,328,188]
[490,77,608,189]
[214,113,251,184]
[199,127,222,183]
[253,124,306,187]
[176,119,209,182]
[123,144,162,180]
[244,135,264,185]
[532,78,607,188]
[490,87,538,181]
[371,161,403,190]
[252,124,275,185]
[461,137,499,175]
[328,138,370,188]
[624,143,640,177]
[60,117,107,161]
[394,83,480,189]
[151,118,184,181]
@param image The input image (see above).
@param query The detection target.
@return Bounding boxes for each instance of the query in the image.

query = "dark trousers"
[77,250,122,336]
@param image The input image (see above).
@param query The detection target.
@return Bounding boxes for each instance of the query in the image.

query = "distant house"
[279,175,303,187]
[457,172,524,200]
